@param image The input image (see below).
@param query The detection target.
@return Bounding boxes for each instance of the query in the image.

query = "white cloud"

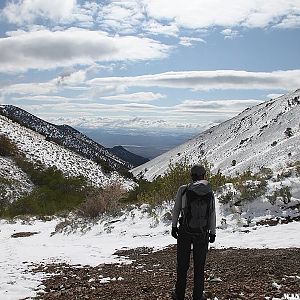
[2,0,300,41]
[143,20,179,36]
[275,14,300,28]
[45,115,215,130]
[88,85,127,98]
[0,28,171,73]
[173,99,263,114]
[23,102,163,115]
[144,0,300,29]
[221,29,241,40]
[97,1,145,34]
[1,81,57,95]
[11,95,87,102]
[2,0,77,25]
[88,69,300,91]
[101,92,165,102]
[18,97,263,129]
[179,36,206,47]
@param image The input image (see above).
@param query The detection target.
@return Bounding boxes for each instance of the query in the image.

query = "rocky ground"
[23,246,300,300]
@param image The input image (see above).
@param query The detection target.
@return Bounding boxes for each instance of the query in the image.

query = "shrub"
[230,168,256,184]
[284,127,293,138]
[271,141,277,146]
[278,186,292,204]
[0,135,18,156]
[237,179,267,203]
[123,159,225,206]
[296,165,300,177]
[259,167,273,179]
[267,186,292,205]
[229,169,267,203]
[77,183,126,218]
[210,169,227,191]
[218,191,234,204]
[232,159,236,166]
[0,157,91,218]
[95,158,113,174]
[119,168,134,179]
[136,160,192,205]
[0,176,18,208]
[2,174,89,218]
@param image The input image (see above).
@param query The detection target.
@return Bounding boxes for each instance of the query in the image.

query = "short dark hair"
[191,165,206,181]
[191,165,206,176]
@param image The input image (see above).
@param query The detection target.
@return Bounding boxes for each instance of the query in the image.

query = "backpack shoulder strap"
[205,192,213,231]
[181,183,191,196]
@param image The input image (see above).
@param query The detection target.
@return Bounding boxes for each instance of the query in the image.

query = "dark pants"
[175,227,208,300]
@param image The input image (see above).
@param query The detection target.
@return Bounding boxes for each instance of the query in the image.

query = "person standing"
[171,165,216,300]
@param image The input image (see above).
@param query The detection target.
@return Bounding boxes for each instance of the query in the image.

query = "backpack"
[181,184,212,234]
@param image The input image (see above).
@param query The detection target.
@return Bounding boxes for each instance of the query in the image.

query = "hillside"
[0,105,143,170]
[0,114,134,202]
[109,145,149,167]
[132,89,300,180]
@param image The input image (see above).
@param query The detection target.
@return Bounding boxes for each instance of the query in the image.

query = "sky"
[0,0,300,131]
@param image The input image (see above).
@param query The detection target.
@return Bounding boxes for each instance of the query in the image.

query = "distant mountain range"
[132,89,300,180]
[0,105,148,169]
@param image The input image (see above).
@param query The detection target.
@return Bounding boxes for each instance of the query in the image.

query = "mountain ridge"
[0,105,147,169]
[109,145,149,167]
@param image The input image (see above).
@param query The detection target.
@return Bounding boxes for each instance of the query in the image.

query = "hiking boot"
[200,292,208,300]
[192,292,207,300]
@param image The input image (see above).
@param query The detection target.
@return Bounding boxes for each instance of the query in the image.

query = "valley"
[0,90,300,300]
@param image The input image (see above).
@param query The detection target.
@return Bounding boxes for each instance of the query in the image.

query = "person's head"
[191,164,206,182]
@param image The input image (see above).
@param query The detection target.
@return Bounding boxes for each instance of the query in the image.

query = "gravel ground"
[26,246,300,300]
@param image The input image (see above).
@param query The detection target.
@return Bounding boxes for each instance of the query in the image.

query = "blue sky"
[0,0,300,131]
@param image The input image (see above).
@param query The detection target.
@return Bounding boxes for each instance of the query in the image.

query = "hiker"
[171,165,216,300]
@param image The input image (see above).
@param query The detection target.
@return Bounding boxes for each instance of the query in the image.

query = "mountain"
[0,105,145,171]
[0,112,134,202]
[132,89,300,180]
[109,146,149,167]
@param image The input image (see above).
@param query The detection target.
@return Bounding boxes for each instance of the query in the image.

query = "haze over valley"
[78,127,199,159]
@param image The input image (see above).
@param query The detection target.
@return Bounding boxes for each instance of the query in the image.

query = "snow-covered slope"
[0,115,134,195]
[0,157,33,203]
[0,105,133,170]
[132,90,300,180]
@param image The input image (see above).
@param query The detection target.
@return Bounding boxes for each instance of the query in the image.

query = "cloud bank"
[145,0,300,29]
[89,70,300,91]
[3,0,300,31]
[0,29,171,72]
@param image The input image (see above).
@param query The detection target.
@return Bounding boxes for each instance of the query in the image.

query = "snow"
[1,202,299,300]
[0,115,134,192]
[0,157,33,202]
[132,89,300,180]
[1,90,300,299]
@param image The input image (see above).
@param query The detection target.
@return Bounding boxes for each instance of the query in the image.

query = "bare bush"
[77,183,126,219]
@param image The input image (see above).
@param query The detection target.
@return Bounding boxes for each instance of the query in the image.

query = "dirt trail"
[27,247,300,300]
